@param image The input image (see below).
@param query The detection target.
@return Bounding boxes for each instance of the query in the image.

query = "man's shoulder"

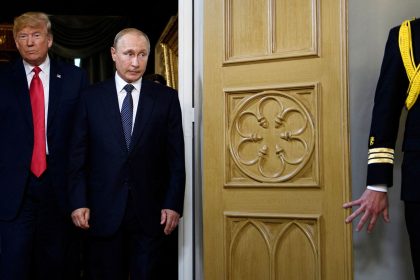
[391,17,420,31]
[82,79,113,94]
[51,59,87,75]
[386,18,420,41]
[142,79,178,95]
[410,17,420,32]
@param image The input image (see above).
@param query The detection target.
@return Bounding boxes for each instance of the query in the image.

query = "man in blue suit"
[0,12,89,280]
[68,28,186,279]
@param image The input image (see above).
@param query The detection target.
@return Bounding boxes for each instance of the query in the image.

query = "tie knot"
[124,84,134,94]
[33,66,41,75]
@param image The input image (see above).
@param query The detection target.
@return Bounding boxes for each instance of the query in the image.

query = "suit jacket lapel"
[130,81,155,152]
[47,60,63,128]
[12,59,33,128]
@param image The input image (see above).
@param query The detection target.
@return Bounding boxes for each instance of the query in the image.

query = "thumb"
[160,210,167,225]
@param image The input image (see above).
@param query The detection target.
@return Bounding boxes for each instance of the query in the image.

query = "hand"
[161,209,180,235]
[343,189,390,233]
[71,207,90,230]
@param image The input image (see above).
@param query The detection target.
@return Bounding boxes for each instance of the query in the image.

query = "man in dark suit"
[343,18,420,278]
[68,28,185,280]
[0,12,89,280]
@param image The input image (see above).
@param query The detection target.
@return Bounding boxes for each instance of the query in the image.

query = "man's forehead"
[117,38,149,51]
[18,26,45,32]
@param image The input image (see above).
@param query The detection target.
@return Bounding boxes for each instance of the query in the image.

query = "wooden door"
[203,0,352,279]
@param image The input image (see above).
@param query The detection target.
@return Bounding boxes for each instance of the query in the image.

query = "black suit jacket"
[68,78,186,237]
[0,58,89,220]
[367,18,420,201]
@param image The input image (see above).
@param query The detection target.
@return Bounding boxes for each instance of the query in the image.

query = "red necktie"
[30,66,46,177]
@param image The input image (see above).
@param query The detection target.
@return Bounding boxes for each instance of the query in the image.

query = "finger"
[80,224,89,230]
[383,208,390,223]
[79,219,88,229]
[161,210,167,225]
[164,220,177,235]
[83,211,90,228]
[164,224,172,235]
[367,214,378,233]
[343,199,361,208]
[355,220,365,232]
[355,211,371,232]
[72,216,83,228]
[345,214,354,224]
[77,217,85,228]
[343,202,353,208]
[83,210,89,220]
[71,216,78,226]
[75,219,83,228]
[345,206,364,223]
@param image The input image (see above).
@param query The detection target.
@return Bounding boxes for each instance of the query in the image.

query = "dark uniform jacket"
[367,18,420,201]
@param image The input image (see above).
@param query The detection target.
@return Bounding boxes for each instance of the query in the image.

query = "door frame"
[178,0,203,279]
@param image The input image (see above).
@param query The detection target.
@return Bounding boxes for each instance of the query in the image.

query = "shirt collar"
[23,56,50,77]
[115,72,142,94]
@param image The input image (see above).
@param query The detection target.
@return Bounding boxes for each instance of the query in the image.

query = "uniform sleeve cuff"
[367,185,388,192]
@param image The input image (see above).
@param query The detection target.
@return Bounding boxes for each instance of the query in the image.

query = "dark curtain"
[49,15,128,83]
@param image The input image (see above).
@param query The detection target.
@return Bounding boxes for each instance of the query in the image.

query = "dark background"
[0,2,180,278]
[0,1,179,76]
[0,1,178,39]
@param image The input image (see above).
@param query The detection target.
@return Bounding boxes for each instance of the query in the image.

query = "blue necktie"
[121,84,134,151]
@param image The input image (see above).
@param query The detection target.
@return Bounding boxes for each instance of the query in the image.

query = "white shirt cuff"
[367,185,388,192]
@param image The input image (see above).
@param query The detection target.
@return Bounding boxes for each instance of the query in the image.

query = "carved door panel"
[203,0,352,279]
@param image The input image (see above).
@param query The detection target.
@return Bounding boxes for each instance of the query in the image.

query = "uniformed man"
[343,18,420,278]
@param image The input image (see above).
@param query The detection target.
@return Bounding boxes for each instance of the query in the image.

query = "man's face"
[111,33,149,83]
[15,26,52,66]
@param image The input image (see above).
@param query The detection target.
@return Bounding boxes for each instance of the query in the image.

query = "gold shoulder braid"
[399,19,420,110]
